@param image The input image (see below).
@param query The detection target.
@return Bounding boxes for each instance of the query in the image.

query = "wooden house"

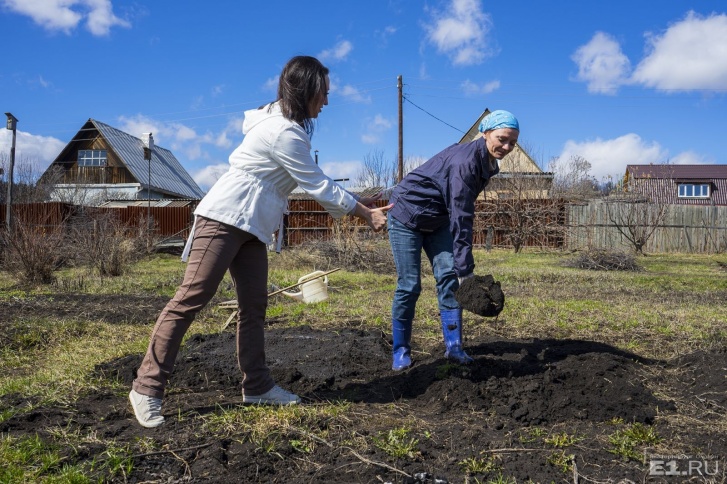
[39,119,205,206]
[459,109,553,199]
[624,164,727,206]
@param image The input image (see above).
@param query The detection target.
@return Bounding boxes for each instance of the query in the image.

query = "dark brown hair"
[277,56,329,137]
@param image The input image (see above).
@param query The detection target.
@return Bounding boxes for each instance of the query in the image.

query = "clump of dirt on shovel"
[455,274,505,317]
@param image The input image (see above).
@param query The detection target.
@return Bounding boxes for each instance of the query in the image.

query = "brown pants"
[132,216,274,399]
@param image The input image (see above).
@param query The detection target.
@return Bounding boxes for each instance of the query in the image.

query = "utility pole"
[397,75,403,182]
[4,113,18,230]
[141,133,154,250]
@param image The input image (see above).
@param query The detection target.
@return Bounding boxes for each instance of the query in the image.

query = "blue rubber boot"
[391,319,412,371]
[440,309,474,364]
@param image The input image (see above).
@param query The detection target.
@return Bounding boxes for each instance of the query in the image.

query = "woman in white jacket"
[129,56,391,428]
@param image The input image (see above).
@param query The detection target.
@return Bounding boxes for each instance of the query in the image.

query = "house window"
[677,183,710,198]
[78,150,107,167]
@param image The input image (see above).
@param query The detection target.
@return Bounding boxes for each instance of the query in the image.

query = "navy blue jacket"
[388,137,498,277]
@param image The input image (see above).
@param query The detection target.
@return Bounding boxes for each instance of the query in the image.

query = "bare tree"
[354,150,426,189]
[353,149,397,188]
[605,194,669,255]
[1,154,53,204]
[476,170,565,253]
[548,154,600,202]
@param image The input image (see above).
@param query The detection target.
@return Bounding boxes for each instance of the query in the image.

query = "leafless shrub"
[70,210,152,276]
[563,248,642,272]
[0,221,68,285]
[605,195,669,255]
[286,215,395,274]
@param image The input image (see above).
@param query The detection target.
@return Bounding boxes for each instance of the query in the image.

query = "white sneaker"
[129,389,165,428]
[243,385,300,405]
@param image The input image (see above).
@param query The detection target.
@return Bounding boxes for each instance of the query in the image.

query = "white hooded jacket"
[189,102,357,253]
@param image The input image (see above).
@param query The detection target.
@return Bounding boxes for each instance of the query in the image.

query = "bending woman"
[386,110,519,371]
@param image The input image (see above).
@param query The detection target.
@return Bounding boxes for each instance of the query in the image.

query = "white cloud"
[573,12,727,94]
[214,116,244,150]
[211,85,224,97]
[263,75,279,93]
[375,25,397,46]
[319,160,361,184]
[117,114,222,171]
[330,76,371,103]
[423,0,495,66]
[0,129,66,175]
[571,32,631,95]
[84,0,129,36]
[2,0,130,36]
[632,11,727,91]
[670,151,713,165]
[557,134,667,181]
[318,40,353,63]
[461,79,500,96]
[338,85,371,103]
[192,163,228,192]
[361,114,392,144]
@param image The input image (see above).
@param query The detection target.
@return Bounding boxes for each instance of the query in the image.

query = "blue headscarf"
[478,110,519,133]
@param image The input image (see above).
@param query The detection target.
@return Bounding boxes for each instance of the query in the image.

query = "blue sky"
[1,0,726,192]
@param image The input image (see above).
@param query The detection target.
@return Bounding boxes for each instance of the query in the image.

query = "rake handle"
[266,268,341,297]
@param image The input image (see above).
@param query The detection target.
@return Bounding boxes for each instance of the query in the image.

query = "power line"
[403,95,465,134]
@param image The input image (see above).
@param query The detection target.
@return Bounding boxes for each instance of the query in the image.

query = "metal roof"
[91,119,205,199]
[625,164,727,206]
[99,199,197,208]
[627,164,727,179]
[289,185,385,200]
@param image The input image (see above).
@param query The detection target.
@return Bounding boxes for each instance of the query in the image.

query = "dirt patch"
[0,293,169,325]
[2,312,726,482]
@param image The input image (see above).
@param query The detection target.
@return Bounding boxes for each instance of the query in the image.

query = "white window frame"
[677,183,710,198]
[78,149,108,167]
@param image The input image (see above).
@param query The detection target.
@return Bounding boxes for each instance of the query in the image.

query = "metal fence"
[0,202,194,239]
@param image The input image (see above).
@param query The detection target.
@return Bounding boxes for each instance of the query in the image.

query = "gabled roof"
[50,119,205,199]
[626,164,727,179]
[92,120,205,199]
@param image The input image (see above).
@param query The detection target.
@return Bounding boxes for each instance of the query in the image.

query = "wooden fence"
[566,201,727,253]
[4,200,726,254]
[285,198,567,250]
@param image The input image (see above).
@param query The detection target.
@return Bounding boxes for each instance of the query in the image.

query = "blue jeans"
[388,216,460,322]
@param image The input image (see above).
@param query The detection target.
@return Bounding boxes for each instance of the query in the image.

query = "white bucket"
[282,271,329,303]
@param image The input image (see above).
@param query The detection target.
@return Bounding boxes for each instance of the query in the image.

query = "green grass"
[372,428,419,460]
[1,247,726,481]
[0,434,90,483]
[608,422,661,462]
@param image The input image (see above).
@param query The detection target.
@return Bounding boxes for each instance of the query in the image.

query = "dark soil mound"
[3,325,726,482]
